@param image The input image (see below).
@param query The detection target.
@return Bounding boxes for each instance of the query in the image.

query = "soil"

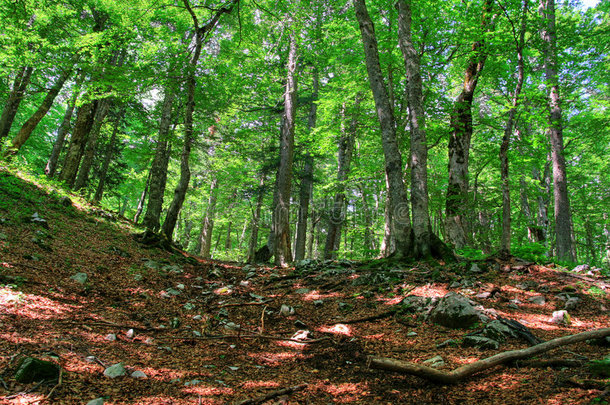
[0,170,609,404]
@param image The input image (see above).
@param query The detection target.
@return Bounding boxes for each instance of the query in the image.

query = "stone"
[436,339,458,348]
[192,315,203,321]
[564,297,581,310]
[15,357,60,383]
[30,212,49,229]
[549,310,571,325]
[71,272,88,284]
[131,370,147,379]
[572,264,590,273]
[449,281,461,289]
[481,320,517,343]
[280,304,295,316]
[176,283,185,290]
[183,302,195,311]
[126,329,134,338]
[469,263,485,273]
[165,288,181,296]
[429,292,482,329]
[406,331,418,337]
[462,336,500,350]
[104,363,126,378]
[105,334,117,341]
[528,295,546,305]
[313,300,324,307]
[86,398,105,405]
[423,355,445,368]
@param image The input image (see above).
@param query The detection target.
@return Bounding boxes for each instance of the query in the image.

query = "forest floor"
[0,169,609,405]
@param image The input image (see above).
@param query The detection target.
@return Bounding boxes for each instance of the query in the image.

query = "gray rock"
[462,336,500,350]
[449,281,462,289]
[313,300,324,307]
[528,295,546,305]
[70,272,88,284]
[429,292,482,329]
[564,297,581,310]
[86,398,105,405]
[103,363,126,378]
[436,339,458,348]
[131,370,147,379]
[280,304,295,316]
[572,264,590,273]
[406,331,418,337]
[30,212,49,229]
[470,263,485,273]
[126,329,134,338]
[192,315,203,321]
[165,288,181,296]
[15,357,60,383]
[105,334,117,341]
[423,355,445,368]
[482,320,517,342]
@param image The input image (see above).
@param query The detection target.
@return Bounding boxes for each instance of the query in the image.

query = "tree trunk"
[248,175,266,263]
[93,107,124,203]
[272,30,298,267]
[324,98,358,259]
[225,221,232,251]
[445,0,494,250]
[379,190,395,257]
[197,177,219,259]
[540,0,575,262]
[6,67,73,157]
[354,0,412,258]
[397,0,431,258]
[358,183,374,255]
[604,213,610,265]
[59,101,97,187]
[0,66,34,145]
[134,169,152,224]
[143,86,175,231]
[46,71,84,177]
[499,0,527,255]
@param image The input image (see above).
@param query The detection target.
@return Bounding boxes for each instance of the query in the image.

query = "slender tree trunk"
[59,101,97,187]
[294,70,318,262]
[272,30,298,267]
[354,0,412,258]
[324,98,358,260]
[603,213,610,265]
[445,0,494,250]
[225,221,232,251]
[6,67,73,157]
[380,190,395,257]
[397,0,432,258]
[0,66,34,145]
[93,107,124,203]
[46,71,84,177]
[134,169,152,224]
[197,178,219,259]
[358,183,374,255]
[540,0,575,262]
[248,175,266,263]
[143,86,175,231]
[519,175,538,243]
[499,0,527,255]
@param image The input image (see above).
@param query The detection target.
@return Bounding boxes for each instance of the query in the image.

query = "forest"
[1,0,610,404]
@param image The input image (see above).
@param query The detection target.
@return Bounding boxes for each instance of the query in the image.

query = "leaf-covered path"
[1,171,609,404]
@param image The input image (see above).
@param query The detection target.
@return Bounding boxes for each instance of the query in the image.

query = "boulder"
[528,295,546,305]
[103,363,126,378]
[481,320,517,343]
[15,357,60,383]
[423,355,445,368]
[462,336,500,350]
[70,272,88,284]
[86,398,105,405]
[429,293,482,329]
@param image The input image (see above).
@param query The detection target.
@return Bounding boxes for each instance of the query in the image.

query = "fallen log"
[368,327,610,384]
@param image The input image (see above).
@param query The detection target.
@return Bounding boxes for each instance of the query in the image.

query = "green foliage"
[512,243,548,263]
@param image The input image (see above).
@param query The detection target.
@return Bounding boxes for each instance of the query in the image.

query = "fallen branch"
[368,327,610,384]
[157,334,331,344]
[235,383,308,405]
[216,300,271,309]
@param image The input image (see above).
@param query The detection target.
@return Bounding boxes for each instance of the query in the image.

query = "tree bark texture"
[540,0,575,262]
[247,175,266,263]
[59,101,97,187]
[354,0,412,257]
[134,169,152,224]
[7,67,73,157]
[93,107,124,203]
[197,178,219,258]
[272,30,298,266]
[0,66,33,145]
[445,0,494,250]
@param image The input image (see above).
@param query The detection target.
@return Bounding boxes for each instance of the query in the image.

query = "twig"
[43,368,62,402]
[157,334,331,344]
[260,305,268,333]
[235,383,308,405]
[217,300,270,309]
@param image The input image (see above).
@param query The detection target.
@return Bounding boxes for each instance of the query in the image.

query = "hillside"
[0,169,609,405]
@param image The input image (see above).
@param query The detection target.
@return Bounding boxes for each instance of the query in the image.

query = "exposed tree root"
[368,328,610,384]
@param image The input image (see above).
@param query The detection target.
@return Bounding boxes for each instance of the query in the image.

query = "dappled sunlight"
[317,324,352,336]
[0,287,80,320]
[240,380,280,390]
[182,384,235,397]
[467,372,523,391]
[315,381,370,403]
[303,290,343,301]
[248,351,308,367]
[406,284,449,299]
[447,355,480,366]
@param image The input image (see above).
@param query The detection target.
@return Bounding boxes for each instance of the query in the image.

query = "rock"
[564,297,581,310]
[104,363,126,378]
[131,370,147,379]
[423,355,445,368]
[105,333,117,341]
[15,357,60,383]
[449,281,461,289]
[183,302,195,311]
[429,292,482,329]
[239,280,250,287]
[572,264,590,273]
[30,212,49,229]
[469,263,485,273]
[280,304,295,316]
[436,339,458,348]
[476,292,491,299]
[406,331,418,337]
[481,320,517,342]
[70,272,88,284]
[192,315,203,321]
[176,283,185,290]
[549,310,571,325]
[313,300,324,307]
[291,330,313,341]
[462,336,500,350]
[86,398,105,405]
[165,288,181,296]
[528,295,546,305]
[126,329,134,338]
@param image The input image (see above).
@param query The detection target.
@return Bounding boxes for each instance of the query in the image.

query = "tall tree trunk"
[225,221,232,251]
[445,0,494,250]
[248,175,266,263]
[197,177,219,259]
[540,0,575,262]
[358,183,374,255]
[46,70,84,177]
[6,67,73,157]
[379,190,395,257]
[73,98,112,190]
[354,0,412,258]
[93,107,124,203]
[324,98,358,259]
[272,30,298,267]
[143,86,175,231]
[134,169,152,224]
[294,69,318,262]
[397,0,431,258]
[0,66,34,145]
[499,0,527,255]
[59,101,97,187]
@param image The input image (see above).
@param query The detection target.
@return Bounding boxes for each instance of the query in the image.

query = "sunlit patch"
[3,393,45,404]
[1,262,13,269]
[248,351,304,366]
[468,372,522,391]
[213,286,233,295]
[348,274,359,280]
[383,296,403,305]
[182,385,234,396]
[361,333,385,340]
[317,381,370,403]
[0,288,79,320]
[448,355,480,366]
[318,324,352,336]
[303,291,342,301]
[240,380,281,389]
[404,284,448,298]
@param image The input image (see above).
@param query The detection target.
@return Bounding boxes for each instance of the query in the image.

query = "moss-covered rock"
[14,357,60,383]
